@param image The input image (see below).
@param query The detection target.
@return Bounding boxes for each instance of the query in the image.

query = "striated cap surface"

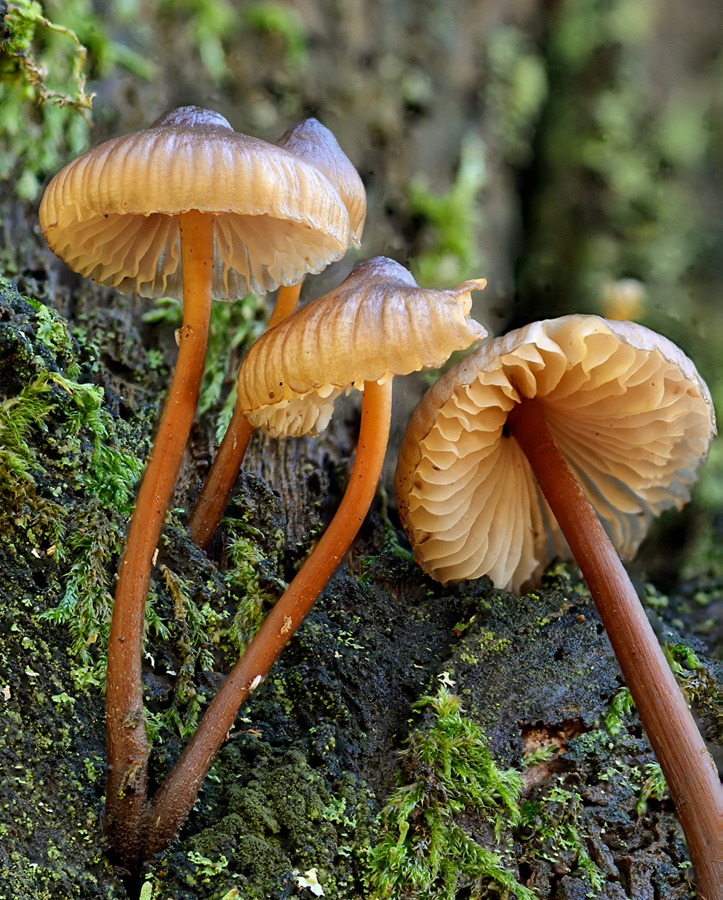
[39,106,352,299]
[277,118,366,247]
[237,256,488,437]
[396,315,716,592]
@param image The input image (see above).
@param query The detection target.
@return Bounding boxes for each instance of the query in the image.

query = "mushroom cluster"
[38,106,721,894]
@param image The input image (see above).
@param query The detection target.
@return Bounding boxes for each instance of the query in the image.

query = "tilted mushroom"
[142,256,487,857]
[187,116,367,547]
[396,314,722,897]
[39,104,355,865]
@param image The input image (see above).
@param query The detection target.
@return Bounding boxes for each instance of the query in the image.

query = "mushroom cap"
[39,106,353,299]
[237,256,488,438]
[396,315,716,592]
[277,118,366,247]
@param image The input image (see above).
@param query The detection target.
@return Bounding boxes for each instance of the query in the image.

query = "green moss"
[483,26,548,166]
[0,375,65,543]
[0,0,160,200]
[147,746,377,899]
[475,631,511,654]
[635,761,668,816]
[0,0,92,198]
[664,643,722,743]
[603,686,634,736]
[519,782,605,895]
[221,513,285,648]
[41,500,120,684]
[408,136,487,286]
[0,280,144,680]
[366,687,534,899]
[0,286,144,604]
[0,534,121,897]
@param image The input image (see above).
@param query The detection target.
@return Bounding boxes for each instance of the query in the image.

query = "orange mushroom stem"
[104,210,214,863]
[143,379,393,857]
[187,279,304,549]
[506,399,723,900]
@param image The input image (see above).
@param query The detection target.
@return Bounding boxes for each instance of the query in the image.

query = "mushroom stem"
[186,406,255,549]
[267,280,304,329]
[143,378,393,858]
[104,210,214,866]
[187,279,304,550]
[507,398,723,899]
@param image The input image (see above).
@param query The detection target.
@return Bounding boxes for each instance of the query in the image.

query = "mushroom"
[395,314,722,897]
[141,256,488,857]
[39,105,355,865]
[187,116,367,548]
[277,117,366,250]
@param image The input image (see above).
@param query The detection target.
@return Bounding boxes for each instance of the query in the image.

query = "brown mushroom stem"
[507,398,723,900]
[187,280,304,549]
[143,378,393,858]
[104,210,214,866]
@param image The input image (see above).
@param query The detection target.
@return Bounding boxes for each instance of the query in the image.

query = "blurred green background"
[2,0,722,581]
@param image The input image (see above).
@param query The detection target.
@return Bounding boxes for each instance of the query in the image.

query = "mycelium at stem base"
[187,279,304,550]
[142,379,393,859]
[104,210,214,867]
[507,398,723,900]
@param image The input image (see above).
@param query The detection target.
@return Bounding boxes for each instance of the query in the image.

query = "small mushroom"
[395,314,722,897]
[39,105,354,866]
[142,256,487,856]
[276,117,366,249]
[187,117,367,547]
[237,257,486,438]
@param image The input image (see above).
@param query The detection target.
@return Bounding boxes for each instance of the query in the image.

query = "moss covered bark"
[0,275,720,897]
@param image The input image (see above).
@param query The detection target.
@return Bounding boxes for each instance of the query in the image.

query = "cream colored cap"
[39,106,352,299]
[237,256,488,438]
[396,315,716,592]
[277,118,366,247]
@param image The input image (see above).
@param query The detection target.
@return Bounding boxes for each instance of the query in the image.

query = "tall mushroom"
[187,116,367,548]
[39,105,355,865]
[142,256,488,857]
[395,314,722,898]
